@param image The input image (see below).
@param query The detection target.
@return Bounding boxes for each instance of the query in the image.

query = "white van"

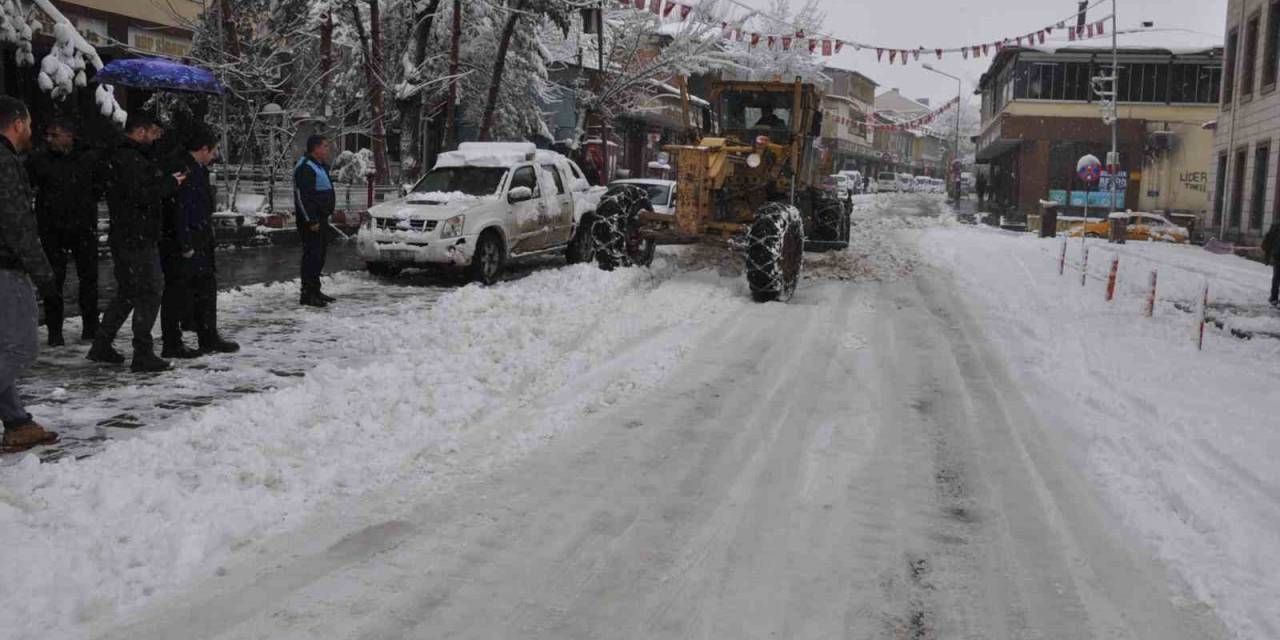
[877,171,898,192]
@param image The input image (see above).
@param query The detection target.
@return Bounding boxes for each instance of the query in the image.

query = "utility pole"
[1109,0,1119,214]
[923,64,962,202]
[445,0,461,149]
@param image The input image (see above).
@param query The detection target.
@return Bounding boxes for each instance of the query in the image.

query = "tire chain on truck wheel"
[810,196,847,243]
[592,184,652,271]
[745,202,805,302]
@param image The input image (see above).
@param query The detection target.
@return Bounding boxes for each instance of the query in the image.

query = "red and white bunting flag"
[782,36,792,50]
[912,49,920,61]
[1068,26,1076,41]
[981,43,989,56]
[649,0,661,15]
[1086,23,1094,38]
[634,0,644,9]
[888,49,896,64]
[1096,20,1105,35]
[834,40,844,53]
[901,50,909,65]
[1038,30,1046,44]
[962,47,969,59]
[1045,26,1053,35]
[662,3,674,16]
[750,33,760,47]
[619,0,630,7]
[734,29,742,41]
[767,35,776,49]
[823,39,833,56]
[679,3,691,20]
[936,49,943,59]
[971,45,980,58]
[809,39,817,53]
[796,29,805,38]
[877,48,885,61]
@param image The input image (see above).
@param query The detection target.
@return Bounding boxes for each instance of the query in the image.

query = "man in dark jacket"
[159,126,239,357]
[88,113,185,373]
[1264,221,1280,307]
[294,134,336,308]
[27,119,103,346]
[0,97,60,451]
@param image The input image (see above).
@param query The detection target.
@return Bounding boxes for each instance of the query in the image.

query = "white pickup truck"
[356,142,603,284]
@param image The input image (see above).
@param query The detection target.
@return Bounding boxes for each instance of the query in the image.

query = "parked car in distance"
[356,142,603,284]
[823,174,853,200]
[898,173,917,192]
[610,178,677,215]
[839,170,864,194]
[877,171,899,192]
[1066,212,1190,243]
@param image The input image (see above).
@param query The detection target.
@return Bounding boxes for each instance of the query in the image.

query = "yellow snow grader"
[590,77,850,302]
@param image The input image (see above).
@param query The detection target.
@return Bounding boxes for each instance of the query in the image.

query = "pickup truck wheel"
[470,230,505,285]
[745,202,804,303]
[366,262,402,277]
[593,184,652,271]
[566,214,597,265]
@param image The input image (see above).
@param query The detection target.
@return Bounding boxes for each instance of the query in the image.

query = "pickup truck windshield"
[413,167,508,196]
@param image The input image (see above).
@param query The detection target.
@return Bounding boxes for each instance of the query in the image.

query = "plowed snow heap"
[588,78,851,302]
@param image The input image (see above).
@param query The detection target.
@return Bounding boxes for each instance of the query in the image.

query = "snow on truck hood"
[369,191,493,220]
[435,142,571,169]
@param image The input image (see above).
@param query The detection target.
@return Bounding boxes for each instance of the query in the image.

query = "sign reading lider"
[1049,171,1128,207]
[128,27,192,59]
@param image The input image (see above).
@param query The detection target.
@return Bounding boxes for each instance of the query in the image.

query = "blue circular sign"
[1077,154,1102,183]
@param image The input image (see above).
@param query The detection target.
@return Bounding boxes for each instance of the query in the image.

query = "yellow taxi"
[1066,212,1190,243]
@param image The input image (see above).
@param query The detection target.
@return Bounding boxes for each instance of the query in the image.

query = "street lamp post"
[923,64,962,202]
[260,102,285,214]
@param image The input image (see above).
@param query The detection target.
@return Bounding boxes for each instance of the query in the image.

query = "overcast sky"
[734,0,1228,107]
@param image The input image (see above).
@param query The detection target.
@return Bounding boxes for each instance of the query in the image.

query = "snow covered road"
[71,197,1228,640]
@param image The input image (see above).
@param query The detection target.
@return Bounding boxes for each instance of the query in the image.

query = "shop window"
[1252,143,1270,229]
[1264,1,1280,88]
[1230,148,1247,227]
[1224,28,1239,104]
[1243,14,1261,97]
[1214,153,1228,226]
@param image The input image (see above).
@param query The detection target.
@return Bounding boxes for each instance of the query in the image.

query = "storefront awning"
[975,138,1021,163]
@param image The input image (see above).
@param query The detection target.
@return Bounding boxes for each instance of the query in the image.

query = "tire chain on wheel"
[811,197,846,242]
[591,184,650,270]
[745,202,805,299]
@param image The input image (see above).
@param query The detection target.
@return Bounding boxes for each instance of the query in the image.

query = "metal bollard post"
[1145,270,1157,317]
[1058,239,1067,275]
[1105,255,1119,301]
[1198,281,1209,351]
[1081,247,1090,286]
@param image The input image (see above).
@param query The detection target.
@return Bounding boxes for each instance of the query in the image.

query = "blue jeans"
[0,269,39,430]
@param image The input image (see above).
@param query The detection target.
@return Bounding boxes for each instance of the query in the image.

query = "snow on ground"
[805,193,954,282]
[0,259,747,639]
[918,226,1280,639]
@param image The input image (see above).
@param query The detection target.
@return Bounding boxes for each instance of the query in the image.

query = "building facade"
[872,89,950,178]
[1210,0,1280,242]
[975,36,1222,222]
[820,67,877,174]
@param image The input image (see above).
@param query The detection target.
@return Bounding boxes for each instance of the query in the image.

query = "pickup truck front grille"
[375,217,437,232]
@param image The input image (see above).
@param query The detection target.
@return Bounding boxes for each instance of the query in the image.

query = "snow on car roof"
[435,142,570,169]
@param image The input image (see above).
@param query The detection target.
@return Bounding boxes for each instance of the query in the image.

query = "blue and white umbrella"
[95,57,225,95]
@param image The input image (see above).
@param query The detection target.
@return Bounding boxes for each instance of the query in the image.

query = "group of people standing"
[1,93,332,452]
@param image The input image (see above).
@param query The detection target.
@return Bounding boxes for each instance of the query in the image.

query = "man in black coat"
[293,134,336,308]
[88,113,185,373]
[27,119,103,346]
[1264,221,1280,307]
[0,97,60,451]
[159,126,239,358]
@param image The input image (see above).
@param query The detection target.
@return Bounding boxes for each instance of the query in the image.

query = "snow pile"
[918,227,1280,639]
[805,196,956,283]
[0,264,744,639]
[0,0,35,66]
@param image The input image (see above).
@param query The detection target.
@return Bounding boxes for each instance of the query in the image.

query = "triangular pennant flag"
[982,43,989,56]
[877,48,885,61]
[663,2,675,16]
[901,50,909,65]
[1096,20,1105,35]
[835,40,844,53]
[823,40,833,56]
[619,0,629,7]
[782,36,792,50]
[962,47,969,59]
[912,49,920,61]
[936,49,943,59]
[751,33,760,47]
[1086,23,1094,38]
[734,29,742,41]
[972,45,981,58]
[1068,26,1077,41]
[1045,26,1053,35]
[679,3,690,20]
[888,49,896,63]
[634,0,644,9]
[1016,36,1022,46]
[767,35,776,49]
[649,0,661,15]
[809,39,817,53]
[1039,30,1046,44]
[796,30,805,39]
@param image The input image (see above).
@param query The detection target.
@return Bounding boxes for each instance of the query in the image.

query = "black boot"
[199,335,241,354]
[161,343,204,359]
[86,342,125,364]
[80,314,99,342]
[130,352,172,373]
[317,292,336,303]
[300,293,328,308]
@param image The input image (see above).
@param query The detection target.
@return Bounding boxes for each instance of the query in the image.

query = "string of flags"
[866,96,959,132]
[615,0,1113,64]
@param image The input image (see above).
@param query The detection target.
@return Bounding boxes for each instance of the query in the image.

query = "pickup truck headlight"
[439,214,465,239]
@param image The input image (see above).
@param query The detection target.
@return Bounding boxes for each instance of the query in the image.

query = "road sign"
[1077,154,1102,183]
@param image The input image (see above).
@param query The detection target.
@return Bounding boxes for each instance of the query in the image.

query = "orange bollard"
[1105,255,1119,301]
[1145,270,1158,317]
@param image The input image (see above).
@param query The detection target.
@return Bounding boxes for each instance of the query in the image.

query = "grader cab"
[589,78,851,303]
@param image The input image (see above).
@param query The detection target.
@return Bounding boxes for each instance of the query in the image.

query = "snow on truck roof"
[435,142,570,169]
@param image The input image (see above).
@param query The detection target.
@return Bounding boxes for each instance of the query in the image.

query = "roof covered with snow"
[978,28,1223,89]
[874,89,932,116]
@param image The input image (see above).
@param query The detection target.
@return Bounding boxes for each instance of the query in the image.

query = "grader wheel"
[745,202,805,303]
[593,184,656,270]
[807,195,850,250]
